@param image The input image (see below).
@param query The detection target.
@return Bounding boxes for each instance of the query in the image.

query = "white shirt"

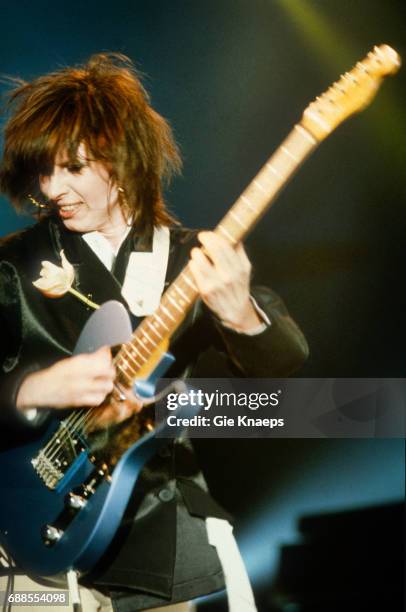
[82,226,170,317]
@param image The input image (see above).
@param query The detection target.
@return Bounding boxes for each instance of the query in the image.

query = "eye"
[66,162,85,174]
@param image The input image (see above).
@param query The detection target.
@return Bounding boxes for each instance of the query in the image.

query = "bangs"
[3,120,78,203]
[1,72,126,206]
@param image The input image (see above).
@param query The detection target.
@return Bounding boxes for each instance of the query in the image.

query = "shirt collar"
[82,226,132,272]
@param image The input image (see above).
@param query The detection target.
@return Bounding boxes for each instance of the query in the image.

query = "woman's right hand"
[17,346,116,411]
[16,347,143,429]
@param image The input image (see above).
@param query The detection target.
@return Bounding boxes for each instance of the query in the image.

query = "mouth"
[57,202,82,219]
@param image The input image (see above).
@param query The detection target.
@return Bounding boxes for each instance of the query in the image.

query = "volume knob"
[42,525,63,543]
[67,493,87,509]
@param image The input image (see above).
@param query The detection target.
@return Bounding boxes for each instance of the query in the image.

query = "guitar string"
[41,360,136,465]
[41,363,133,462]
[40,409,90,464]
[46,381,138,466]
[38,409,87,457]
[44,408,97,465]
[42,382,127,464]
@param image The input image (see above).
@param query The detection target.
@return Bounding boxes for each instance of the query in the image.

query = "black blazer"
[0,216,309,598]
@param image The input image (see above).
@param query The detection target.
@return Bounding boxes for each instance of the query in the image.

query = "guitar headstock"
[301,45,401,141]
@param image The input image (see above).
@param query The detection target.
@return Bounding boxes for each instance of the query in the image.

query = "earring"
[117,186,132,225]
[117,186,129,209]
[28,194,49,209]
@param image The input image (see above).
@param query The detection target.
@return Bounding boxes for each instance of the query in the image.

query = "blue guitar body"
[0,301,197,576]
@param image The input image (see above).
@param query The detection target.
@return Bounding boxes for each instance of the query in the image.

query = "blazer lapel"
[49,218,129,309]
[47,221,197,342]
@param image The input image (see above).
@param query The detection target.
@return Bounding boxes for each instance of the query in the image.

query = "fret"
[138,331,154,347]
[147,320,163,339]
[281,145,300,162]
[240,195,258,212]
[154,314,170,332]
[160,304,177,323]
[120,357,135,375]
[134,338,152,358]
[140,330,156,346]
[294,124,317,144]
[121,346,142,368]
[253,179,268,194]
[129,342,149,361]
[182,272,198,292]
[167,294,184,313]
[218,224,237,244]
[266,163,283,178]
[173,284,189,302]
[303,109,331,133]
[116,363,133,384]
[229,210,249,230]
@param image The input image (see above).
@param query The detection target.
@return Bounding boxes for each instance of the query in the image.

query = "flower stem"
[68,287,100,310]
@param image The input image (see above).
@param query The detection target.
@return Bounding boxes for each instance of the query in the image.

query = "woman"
[0,53,308,611]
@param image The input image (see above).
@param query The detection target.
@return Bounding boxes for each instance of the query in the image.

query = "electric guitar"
[0,45,400,577]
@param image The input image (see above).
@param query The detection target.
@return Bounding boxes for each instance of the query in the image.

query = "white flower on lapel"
[33,250,99,309]
[33,250,74,297]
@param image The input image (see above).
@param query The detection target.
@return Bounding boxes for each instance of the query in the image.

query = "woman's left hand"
[189,231,262,333]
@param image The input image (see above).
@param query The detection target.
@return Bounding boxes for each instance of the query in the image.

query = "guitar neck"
[114,123,317,388]
[215,124,316,244]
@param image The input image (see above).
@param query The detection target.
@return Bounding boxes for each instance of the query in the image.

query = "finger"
[235,243,252,273]
[190,247,214,275]
[79,391,110,407]
[193,239,245,291]
[189,251,217,296]
[87,347,115,377]
[121,388,143,412]
[198,231,237,271]
[76,346,111,367]
[93,346,112,360]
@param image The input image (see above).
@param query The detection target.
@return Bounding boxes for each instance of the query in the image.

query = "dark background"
[1,1,404,609]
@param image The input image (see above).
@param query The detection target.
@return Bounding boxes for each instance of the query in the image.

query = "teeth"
[60,203,80,211]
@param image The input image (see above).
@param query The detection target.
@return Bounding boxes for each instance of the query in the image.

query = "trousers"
[0,519,255,611]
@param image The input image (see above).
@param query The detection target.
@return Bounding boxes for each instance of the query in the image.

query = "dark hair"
[0,53,181,234]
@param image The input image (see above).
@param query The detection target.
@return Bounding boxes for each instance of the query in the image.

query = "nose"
[39,171,68,202]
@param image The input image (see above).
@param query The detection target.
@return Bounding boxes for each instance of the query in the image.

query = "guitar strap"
[206,518,257,612]
[66,569,81,611]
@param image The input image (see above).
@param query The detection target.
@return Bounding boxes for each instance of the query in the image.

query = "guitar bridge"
[31,451,64,490]
[31,421,88,490]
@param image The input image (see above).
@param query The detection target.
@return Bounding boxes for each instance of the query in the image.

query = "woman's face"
[39,144,125,234]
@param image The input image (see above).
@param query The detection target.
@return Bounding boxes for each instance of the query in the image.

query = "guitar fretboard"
[114,123,317,388]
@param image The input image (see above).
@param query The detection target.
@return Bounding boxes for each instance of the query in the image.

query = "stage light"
[275,0,405,174]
